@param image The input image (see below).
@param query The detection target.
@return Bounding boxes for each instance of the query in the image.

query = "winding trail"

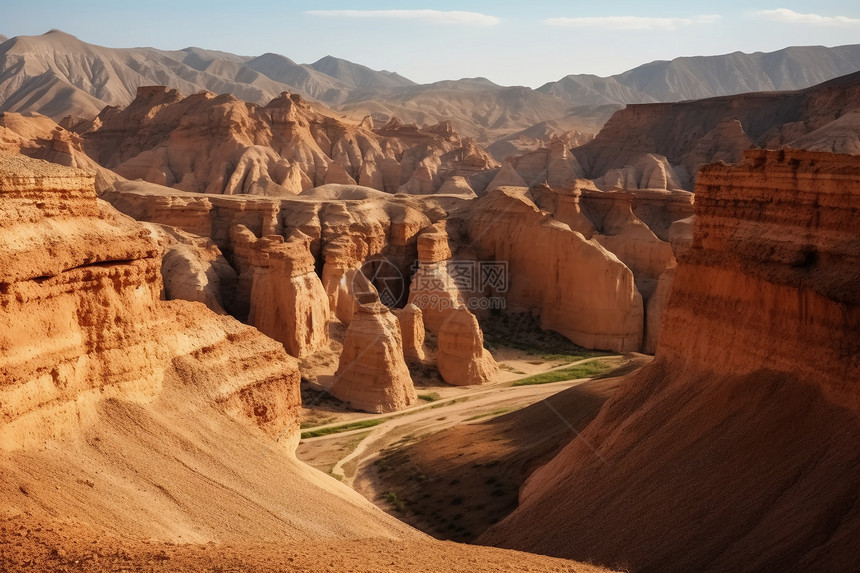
[298,355,618,488]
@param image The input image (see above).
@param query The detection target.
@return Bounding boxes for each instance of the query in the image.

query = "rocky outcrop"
[593,153,683,191]
[143,223,238,315]
[484,161,528,192]
[458,187,644,352]
[408,223,466,333]
[0,111,121,192]
[436,308,498,386]
[395,304,427,363]
[329,296,417,413]
[81,87,497,197]
[0,153,301,450]
[231,226,330,358]
[579,189,676,300]
[481,149,860,572]
[572,70,860,189]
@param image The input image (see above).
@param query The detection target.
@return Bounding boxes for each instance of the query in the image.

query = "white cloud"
[754,9,860,26]
[305,9,499,27]
[545,15,721,31]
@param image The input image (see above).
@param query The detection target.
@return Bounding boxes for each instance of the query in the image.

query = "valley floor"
[297,352,647,542]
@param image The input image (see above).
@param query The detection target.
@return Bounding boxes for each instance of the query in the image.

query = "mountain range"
[2,30,860,145]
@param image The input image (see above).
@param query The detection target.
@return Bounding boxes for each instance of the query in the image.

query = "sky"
[4,1,860,87]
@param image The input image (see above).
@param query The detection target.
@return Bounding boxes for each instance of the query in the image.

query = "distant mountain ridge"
[540,44,860,104]
[2,30,859,146]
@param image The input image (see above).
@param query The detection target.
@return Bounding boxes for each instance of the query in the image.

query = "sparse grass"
[384,491,406,512]
[301,418,384,439]
[498,363,527,374]
[465,407,513,421]
[417,392,442,402]
[300,416,336,429]
[342,431,372,452]
[537,350,612,363]
[429,397,470,409]
[511,360,615,386]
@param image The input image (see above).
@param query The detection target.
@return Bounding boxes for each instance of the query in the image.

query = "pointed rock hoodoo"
[485,161,529,191]
[436,307,498,386]
[330,293,418,413]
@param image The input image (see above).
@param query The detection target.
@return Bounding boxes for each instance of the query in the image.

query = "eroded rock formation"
[481,149,860,572]
[143,223,238,315]
[0,111,121,192]
[231,226,331,358]
[572,70,860,189]
[330,296,418,413]
[436,307,498,386]
[457,186,645,352]
[0,153,301,450]
[395,303,428,363]
[81,87,497,197]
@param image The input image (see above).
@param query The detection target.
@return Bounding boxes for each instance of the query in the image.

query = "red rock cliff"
[480,149,860,572]
[0,153,302,449]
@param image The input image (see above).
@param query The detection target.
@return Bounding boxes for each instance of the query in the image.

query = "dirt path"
[302,374,597,487]
[300,355,616,438]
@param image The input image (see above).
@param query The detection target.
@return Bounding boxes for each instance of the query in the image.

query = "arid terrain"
[1,28,858,573]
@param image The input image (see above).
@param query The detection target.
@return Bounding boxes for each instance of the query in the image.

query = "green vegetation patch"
[512,360,615,386]
[384,491,406,512]
[417,392,442,402]
[301,418,384,439]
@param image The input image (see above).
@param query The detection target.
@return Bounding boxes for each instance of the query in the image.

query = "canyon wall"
[481,149,860,572]
[0,153,302,450]
[455,186,646,353]
[572,70,860,190]
[105,177,688,355]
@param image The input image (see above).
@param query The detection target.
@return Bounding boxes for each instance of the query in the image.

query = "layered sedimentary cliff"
[481,149,860,572]
[105,175,686,355]
[0,111,121,192]
[0,151,455,550]
[0,153,301,449]
[457,186,645,352]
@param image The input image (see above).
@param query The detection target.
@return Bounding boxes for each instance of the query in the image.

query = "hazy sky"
[4,1,860,87]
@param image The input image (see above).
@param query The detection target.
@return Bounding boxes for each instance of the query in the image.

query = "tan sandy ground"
[296,356,648,542]
[0,514,614,573]
[0,377,617,573]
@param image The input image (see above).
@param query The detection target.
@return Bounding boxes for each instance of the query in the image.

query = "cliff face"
[457,186,645,353]
[665,149,860,404]
[0,153,301,450]
[105,178,686,354]
[0,111,121,192]
[481,150,860,572]
[573,70,860,190]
